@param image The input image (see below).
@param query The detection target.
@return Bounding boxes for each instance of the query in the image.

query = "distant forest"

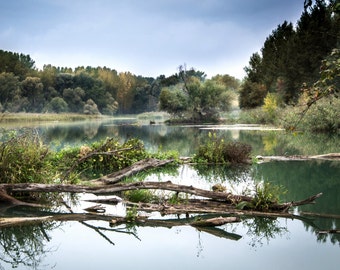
[0,0,338,115]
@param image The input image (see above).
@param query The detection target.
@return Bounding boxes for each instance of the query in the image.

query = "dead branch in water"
[256,153,340,163]
[0,180,322,213]
[92,158,174,184]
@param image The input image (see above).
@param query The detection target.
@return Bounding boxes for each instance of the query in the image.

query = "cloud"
[0,0,304,78]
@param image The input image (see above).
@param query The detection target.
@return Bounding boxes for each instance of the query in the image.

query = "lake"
[0,117,339,270]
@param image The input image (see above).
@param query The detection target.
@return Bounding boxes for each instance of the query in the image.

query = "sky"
[0,0,305,79]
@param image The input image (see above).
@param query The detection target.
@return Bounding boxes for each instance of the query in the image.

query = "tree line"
[0,50,239,117]
[0,53,161,115]
[240,0,339,108]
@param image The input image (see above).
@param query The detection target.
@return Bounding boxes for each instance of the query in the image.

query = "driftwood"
[92,158,174,184]
[0,156,325,231]
[256,153,340,163]
[0,181,322,213]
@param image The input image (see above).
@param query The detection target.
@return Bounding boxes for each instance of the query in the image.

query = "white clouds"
[0,0,304,78]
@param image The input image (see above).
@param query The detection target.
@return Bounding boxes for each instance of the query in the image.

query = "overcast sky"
[0,0,305,79]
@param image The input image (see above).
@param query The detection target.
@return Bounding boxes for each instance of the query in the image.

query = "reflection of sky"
[42,218,340,270]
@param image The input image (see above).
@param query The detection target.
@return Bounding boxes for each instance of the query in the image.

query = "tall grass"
[0,112,105,123]
[0,130,55,184]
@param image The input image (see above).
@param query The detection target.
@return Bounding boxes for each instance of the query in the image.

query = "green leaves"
[193,132,252,164]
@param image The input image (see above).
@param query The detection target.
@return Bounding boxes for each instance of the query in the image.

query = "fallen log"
[0,181,247,201]
[92,158,174,184]
[0,188,44,208]
[0,181,322,213]
[256,153,340,163]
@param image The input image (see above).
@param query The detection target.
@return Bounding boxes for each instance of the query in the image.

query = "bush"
[238,107,269,124]
[280,98,340,133]
[193,132,252,164]
[302,98,340,132]
[262,93,278,124]
[0,130,55,184]
[53,137,148,180]
[124,190,157,203]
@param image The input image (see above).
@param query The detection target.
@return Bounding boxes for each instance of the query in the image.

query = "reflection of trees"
[254,160,340,214]
[242,217,288,248]
[302,218,340,246]
[194,164,253,184]
[254,160,340,246]
[0,222,57,270]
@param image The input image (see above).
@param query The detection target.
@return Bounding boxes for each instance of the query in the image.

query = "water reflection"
[1,119,339,269]
[0,221,58,269]
[2,118,338,156]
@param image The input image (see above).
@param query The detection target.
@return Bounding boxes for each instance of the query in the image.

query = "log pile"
[0,158,328,232]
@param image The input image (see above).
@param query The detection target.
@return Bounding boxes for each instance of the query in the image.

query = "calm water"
[0,117,340,269]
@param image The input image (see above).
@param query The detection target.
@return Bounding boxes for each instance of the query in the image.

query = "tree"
[160,75,233,122]
[211,74,240,92]
[241,0,338,108]
[0,50,35,79]
[295,0,337,84]
[45,97,68,113]
[55,73,74,95]
[63,87,85,113]
[83,99,101,115]
[186,78,230,121]
[21,77,44,112]
[159,85,188,116]
[102,93,118,115]
[239,81,267,109]
[0,72,20,111]
[261,21,296,101]
[117,72,136,113]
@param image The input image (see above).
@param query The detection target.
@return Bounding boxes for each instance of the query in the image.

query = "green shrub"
[262,93,278,124]
[302,98,340,132]
[236,182,287,211]
[0,130,55,184]
[53,137,148,180]
[281,98,340,133]
[238,107,269,124]
[123,189,157,203]
[193,132,252,164]
[251,182,284,211]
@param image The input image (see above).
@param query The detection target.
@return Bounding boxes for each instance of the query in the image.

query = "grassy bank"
[0,112,108,123]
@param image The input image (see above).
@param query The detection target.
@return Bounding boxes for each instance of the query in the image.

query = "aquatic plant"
[192,132,252,164]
